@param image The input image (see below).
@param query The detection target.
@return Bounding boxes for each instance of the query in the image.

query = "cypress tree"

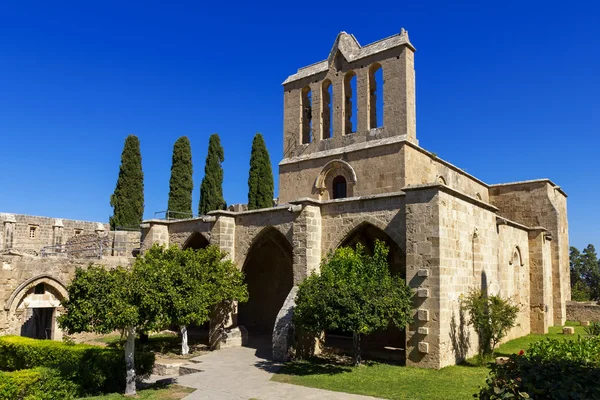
[247,133,274,210]
[167,136,194,219]
[110,135,144,230]
[199,134,226,215]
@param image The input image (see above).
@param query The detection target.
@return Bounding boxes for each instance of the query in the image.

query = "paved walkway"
[175,344,381,400]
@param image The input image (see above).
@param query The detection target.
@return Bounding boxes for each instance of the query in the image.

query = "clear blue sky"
[0,1,598,250]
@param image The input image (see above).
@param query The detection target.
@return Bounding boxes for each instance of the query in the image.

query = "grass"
[271,322,587,400]
[81,384,194,399]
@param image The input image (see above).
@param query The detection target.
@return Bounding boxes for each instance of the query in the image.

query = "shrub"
[478,337,600,399]
[584,321,600,336]
[461,290,519,363]
[0,367,78,400]
[0,336,154,395]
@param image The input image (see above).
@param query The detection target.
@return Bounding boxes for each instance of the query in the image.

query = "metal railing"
[153,210,196,221]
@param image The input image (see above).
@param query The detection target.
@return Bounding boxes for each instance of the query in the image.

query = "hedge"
[0,367,78,400]
[0,336,155,395]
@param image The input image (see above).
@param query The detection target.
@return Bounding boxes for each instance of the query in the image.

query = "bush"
[584,321,600,336]
[0,367,78,400]
[0,336,154,395]
[478,337,600,399]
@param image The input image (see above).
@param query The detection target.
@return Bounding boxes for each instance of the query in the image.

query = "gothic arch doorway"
[183,232,210,250]
[327,222,407,363]
[238,228,293,347]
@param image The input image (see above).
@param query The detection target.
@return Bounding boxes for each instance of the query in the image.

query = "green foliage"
[461,290,519,363]
[478,337,600,399]
[0,367,78,400]
[584,321,600,336]
[58,266,139,335]
[199,134,226,215]
[0,337,154,396]
[110,135,144,230]
[167,136,194,219]
[247,133,274,210]
[134,244,248,329]
[293,241,413,365]
[570,245,600,301]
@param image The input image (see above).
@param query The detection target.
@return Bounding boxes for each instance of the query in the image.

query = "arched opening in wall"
[369,64,384,129]
[327,223,407,363]
[332,175,347,199]
[11,277,67,340]
[437,176,447,185]
[344,71,357,135]
[182,232,210,250]
[321,79,333,139]
[238,228,293,348]
[301,86,313,144]
[511,247,523,305]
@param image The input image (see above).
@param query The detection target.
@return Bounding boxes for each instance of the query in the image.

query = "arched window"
[369,64,383,129]
[344,72,357,135]
[321,79,333,139]
[301,86,312,144]
[332,175,347,199]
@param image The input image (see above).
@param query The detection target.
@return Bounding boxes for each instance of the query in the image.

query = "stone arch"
[326,218,407,363]
[510,246,524,267]
[321,79,333,139]
[5,274,68,312]
[301,85,313,144]
[182,231,210,250]
[314,159,357,200]
[329,215,404,255]
[368,63,383,129]
[344,71,357,134]
[237,225,292,267]
[437,175,447,185]
[238,227,294,339]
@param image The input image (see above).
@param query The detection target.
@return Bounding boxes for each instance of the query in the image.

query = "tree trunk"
[181,325,189,355]
[124,326,136,396]
[352,332,361,366]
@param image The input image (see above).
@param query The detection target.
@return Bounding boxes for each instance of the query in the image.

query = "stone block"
[417,269,430,277]
[581,321,590,327]
[418,341,429,353]
[417,309,429,321]
[495,357,510,365]
[417,288,429,298]
[417,327,429,335]
[562,326,575,335]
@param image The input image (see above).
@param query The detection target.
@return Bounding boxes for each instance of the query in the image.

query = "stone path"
[172,344,381,400]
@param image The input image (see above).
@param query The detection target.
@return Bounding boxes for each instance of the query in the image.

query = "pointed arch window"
[333,176,347,199]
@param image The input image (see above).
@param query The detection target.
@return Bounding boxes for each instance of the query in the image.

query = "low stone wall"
[566,301,600,322]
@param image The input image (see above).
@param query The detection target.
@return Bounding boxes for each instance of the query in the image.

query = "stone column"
[291,202,322,283]
[3,214,16,250]
[139,220,169,251]
[52,219,64,252]
[356,67,369,134]
[528,228,554,334]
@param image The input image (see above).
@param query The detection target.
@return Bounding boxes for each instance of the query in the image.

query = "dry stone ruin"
[1,30,570,369]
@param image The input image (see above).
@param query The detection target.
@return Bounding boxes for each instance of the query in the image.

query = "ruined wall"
[490,180,569,325]
[567,301,600,322]
[528,229,554,333]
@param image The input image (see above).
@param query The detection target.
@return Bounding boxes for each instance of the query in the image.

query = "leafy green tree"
[461,290,519,364]
[247,133,274,210]
[133,244,248,355]
[293,241,413,365]
[58,266,144,396]
[199,134,226,215]
[110,135,144,230]
[167,136,194,219]
[581,245,600,300]
[571,246,590,301]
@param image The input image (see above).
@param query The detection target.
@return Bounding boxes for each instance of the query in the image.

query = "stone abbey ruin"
[0,30,569,369]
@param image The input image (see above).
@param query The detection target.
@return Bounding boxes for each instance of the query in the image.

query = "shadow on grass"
[107,334,207,356]
[268,357,353,377]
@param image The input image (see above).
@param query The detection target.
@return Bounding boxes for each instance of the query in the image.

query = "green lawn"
[82,384,194,399]
[271,322,587,400]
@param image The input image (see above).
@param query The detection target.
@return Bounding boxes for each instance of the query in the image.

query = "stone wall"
[567,301,600,322]
[490,180,569,325]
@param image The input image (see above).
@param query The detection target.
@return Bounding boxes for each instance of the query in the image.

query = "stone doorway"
[21,307,55,339]
[238,228,293,350]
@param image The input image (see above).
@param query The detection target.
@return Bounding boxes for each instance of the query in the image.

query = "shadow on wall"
[450,308,470,364]
[20,308,53,339]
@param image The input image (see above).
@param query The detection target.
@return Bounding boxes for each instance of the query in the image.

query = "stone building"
[1,29,569,370]
[0,213,139,340]
[142,30,569,369]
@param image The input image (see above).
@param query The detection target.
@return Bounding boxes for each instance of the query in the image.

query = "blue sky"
[0,1,598,250]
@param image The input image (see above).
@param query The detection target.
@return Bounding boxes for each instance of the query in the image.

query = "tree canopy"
[199,134,226,215]
[293,240,413,365]
[167,136,194,219]
[571,244,600,301]
[110,135,144,230]
[247,133,274,210]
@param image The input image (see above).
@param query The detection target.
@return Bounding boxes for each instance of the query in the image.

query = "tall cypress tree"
[247,133,274,210]
[199,134,226,215]
[167,136,194,219]
[110,135,144,230]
